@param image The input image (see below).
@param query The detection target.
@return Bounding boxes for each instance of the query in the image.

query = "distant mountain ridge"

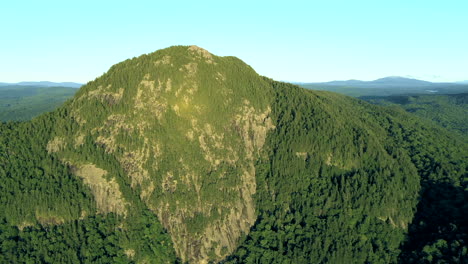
[311,76,454,88]
[0,81,82,88]
[299,76,468,97]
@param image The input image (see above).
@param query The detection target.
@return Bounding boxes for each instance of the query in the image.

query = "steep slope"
[46,45,275,263]
[226,82,420,263]
[226,82,467,263]
[0,117,178,263]
[0,46,466,263]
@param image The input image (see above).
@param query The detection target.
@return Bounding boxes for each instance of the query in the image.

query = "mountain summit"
[1,46,466,263]
[50,45,275,262]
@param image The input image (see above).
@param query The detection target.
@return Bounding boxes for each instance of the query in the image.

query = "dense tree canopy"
[0,46,466,263]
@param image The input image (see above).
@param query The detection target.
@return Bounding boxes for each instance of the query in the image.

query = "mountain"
[0,81,82,88]
[300,77,468,97]
[313,77,446,88]
[0,46,467,263]
[369,76,435,87]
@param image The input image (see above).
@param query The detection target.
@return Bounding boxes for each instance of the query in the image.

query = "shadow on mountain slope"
[399,180,468,263]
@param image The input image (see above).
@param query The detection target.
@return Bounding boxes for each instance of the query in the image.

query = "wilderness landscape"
[2,1,467,263]
[0,83,80,121]
[0,46,466,263]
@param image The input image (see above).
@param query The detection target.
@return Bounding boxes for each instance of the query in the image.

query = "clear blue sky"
[1,0,467,83]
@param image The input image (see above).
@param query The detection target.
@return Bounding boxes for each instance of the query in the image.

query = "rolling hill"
[361,93,468,138]
[0,85,78,121]
[316,76,435,88]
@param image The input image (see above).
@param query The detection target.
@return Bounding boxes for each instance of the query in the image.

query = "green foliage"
[1,47,467,263]
[50,46,276,262]
[0,86,77,121]
[0,213,178,264]
[225,81,422,263]
[0,116,95,225]
[381,107,468,264]
[300,83,468,97]
[362,93,468,138]
[0,110,178,262]
[225,81,468,263]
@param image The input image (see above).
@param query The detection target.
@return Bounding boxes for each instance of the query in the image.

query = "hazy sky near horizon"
[1,0,467,83]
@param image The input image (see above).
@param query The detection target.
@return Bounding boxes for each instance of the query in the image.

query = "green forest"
[299,81,468,97]
[0,46,466,263]
[0,85,77,121]
[361,93,468,138]
[226,81,467,263]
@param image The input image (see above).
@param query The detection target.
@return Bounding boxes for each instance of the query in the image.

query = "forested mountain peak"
[73,45,270,120]
[50,45,275,262]
[1,46,466,263]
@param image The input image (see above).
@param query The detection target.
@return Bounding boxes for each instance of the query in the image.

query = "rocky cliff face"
[49,46,275,263]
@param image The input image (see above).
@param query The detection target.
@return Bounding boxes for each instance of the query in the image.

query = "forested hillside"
[0,46,466,263]
[361,93,468,138]
[226,82,467,263]
[0,114,178,263]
